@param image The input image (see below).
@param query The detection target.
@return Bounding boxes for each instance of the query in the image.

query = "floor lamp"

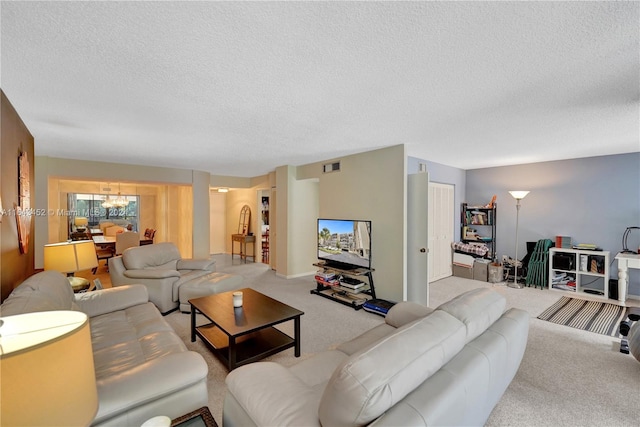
[508,191,529,289]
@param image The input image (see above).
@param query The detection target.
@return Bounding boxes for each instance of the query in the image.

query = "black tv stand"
[311,262,376,310]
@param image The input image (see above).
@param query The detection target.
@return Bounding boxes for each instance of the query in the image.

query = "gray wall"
[409,152,640,297]
[466,153,640,297]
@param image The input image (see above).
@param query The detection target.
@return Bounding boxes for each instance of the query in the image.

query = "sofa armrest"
[177,258,216,271]
[75,285,149,317]
[385,301,434,328]
[94,352,208,424]
[124,269,181,279]
[225,362,320,427]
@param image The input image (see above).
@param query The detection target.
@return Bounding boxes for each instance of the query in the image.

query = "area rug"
[537,296,627,336]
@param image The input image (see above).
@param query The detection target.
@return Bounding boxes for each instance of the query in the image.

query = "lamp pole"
[508,191,529,289]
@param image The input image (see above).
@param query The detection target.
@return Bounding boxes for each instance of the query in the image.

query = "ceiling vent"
[322,161,341,174]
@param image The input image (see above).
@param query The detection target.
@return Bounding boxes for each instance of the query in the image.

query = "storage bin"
[453,265,473,279]
[488,263,504,283]
[473,259,490,282]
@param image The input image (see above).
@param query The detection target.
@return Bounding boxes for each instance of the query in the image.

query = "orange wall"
[1,91,35,301]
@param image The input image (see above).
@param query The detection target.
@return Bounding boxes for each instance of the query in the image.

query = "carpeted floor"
[149,256,640,426]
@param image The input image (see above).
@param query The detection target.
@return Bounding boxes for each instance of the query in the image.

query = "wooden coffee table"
[190,288,304,370]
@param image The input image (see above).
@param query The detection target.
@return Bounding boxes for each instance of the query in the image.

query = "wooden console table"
[231,234,255,262]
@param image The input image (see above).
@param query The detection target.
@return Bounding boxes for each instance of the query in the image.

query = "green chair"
[525,239,553,289]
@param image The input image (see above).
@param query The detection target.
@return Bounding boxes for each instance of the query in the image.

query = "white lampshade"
[509,191,530,200]
[0,310,98,426]
[44,240,98,274]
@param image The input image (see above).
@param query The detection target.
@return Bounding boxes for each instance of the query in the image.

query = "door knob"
[420,248,427,253]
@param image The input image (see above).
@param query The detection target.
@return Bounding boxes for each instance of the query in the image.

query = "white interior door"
[407,172,429,305]
[428,183,455,282]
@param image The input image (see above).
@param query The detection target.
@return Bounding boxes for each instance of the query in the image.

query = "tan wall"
[42,178,193,261]
[294,145,407,301]
[34,157,206,266]
[1,91,35,301]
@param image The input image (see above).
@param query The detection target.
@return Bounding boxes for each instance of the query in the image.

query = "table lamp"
[74,216,89,232]
[0,310,99,426]
[44,240,98,291]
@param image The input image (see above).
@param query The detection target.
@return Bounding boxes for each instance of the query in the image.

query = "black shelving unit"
[461,203,497,259]
[310,262,376,310]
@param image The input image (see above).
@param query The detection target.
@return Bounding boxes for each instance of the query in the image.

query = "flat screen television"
[317,218,371,270]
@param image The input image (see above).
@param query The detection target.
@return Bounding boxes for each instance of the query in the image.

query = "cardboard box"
[453,264,473,279]
[473,259,490,282]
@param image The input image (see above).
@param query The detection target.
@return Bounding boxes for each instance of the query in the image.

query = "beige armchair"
[108,242,217,314]
[105,225,125,236]
[115,231,140,255]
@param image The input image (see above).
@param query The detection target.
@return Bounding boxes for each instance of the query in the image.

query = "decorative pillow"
[318,311,466,426]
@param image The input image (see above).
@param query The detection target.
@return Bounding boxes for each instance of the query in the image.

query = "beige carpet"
[163,256,640,426]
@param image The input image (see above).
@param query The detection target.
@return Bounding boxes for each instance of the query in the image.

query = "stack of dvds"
[315,271,339,287]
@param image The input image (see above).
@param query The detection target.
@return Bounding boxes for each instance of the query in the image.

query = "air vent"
[322,161,341,174]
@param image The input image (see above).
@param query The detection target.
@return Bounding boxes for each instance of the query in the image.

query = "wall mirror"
[238,205,251,235]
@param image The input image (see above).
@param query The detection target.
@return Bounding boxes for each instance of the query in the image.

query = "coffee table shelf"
[195,323,296,369]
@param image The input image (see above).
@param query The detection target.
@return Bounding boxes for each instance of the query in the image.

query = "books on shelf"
[464,209,494,226]
[572,243,600,251]
[315,276,339,287]
[555,236,572,248]
[315,271,336,281]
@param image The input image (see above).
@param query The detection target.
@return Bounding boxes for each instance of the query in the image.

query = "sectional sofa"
[224,288,529,426]
[0,271,209,426]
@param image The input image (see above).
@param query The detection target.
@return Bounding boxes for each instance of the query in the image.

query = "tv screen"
[317,219,371,270]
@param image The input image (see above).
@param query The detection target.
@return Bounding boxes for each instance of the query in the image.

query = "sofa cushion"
[318,310,466,426]
[0,271,76,316]
[336,323,396,356]
[90,302,187,380]
[122,242,180,270]
[436,287,506,343]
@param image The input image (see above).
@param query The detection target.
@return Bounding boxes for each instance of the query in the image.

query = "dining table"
[92,235,153,250]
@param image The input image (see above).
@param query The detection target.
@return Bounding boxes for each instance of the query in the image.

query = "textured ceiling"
[2,1,638,177]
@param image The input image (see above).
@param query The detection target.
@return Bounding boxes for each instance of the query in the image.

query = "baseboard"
[276,270,317,280]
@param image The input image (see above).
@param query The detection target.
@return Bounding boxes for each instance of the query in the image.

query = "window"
[69,193,139,231]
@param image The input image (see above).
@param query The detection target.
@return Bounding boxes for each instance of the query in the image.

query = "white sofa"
[0,271,209,426]
[224,288,529,427]
[109,242,242,314]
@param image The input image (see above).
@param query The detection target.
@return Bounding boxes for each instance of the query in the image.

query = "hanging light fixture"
[112,183,129,208]
[101,183,113,208]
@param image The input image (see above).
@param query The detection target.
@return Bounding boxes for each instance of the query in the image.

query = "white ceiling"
[2,1,638,177]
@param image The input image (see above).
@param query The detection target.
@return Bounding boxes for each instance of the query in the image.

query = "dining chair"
[144,228,156,240]
[93,243,115,274]
[105,225,125,236]
[115,231,140,255]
